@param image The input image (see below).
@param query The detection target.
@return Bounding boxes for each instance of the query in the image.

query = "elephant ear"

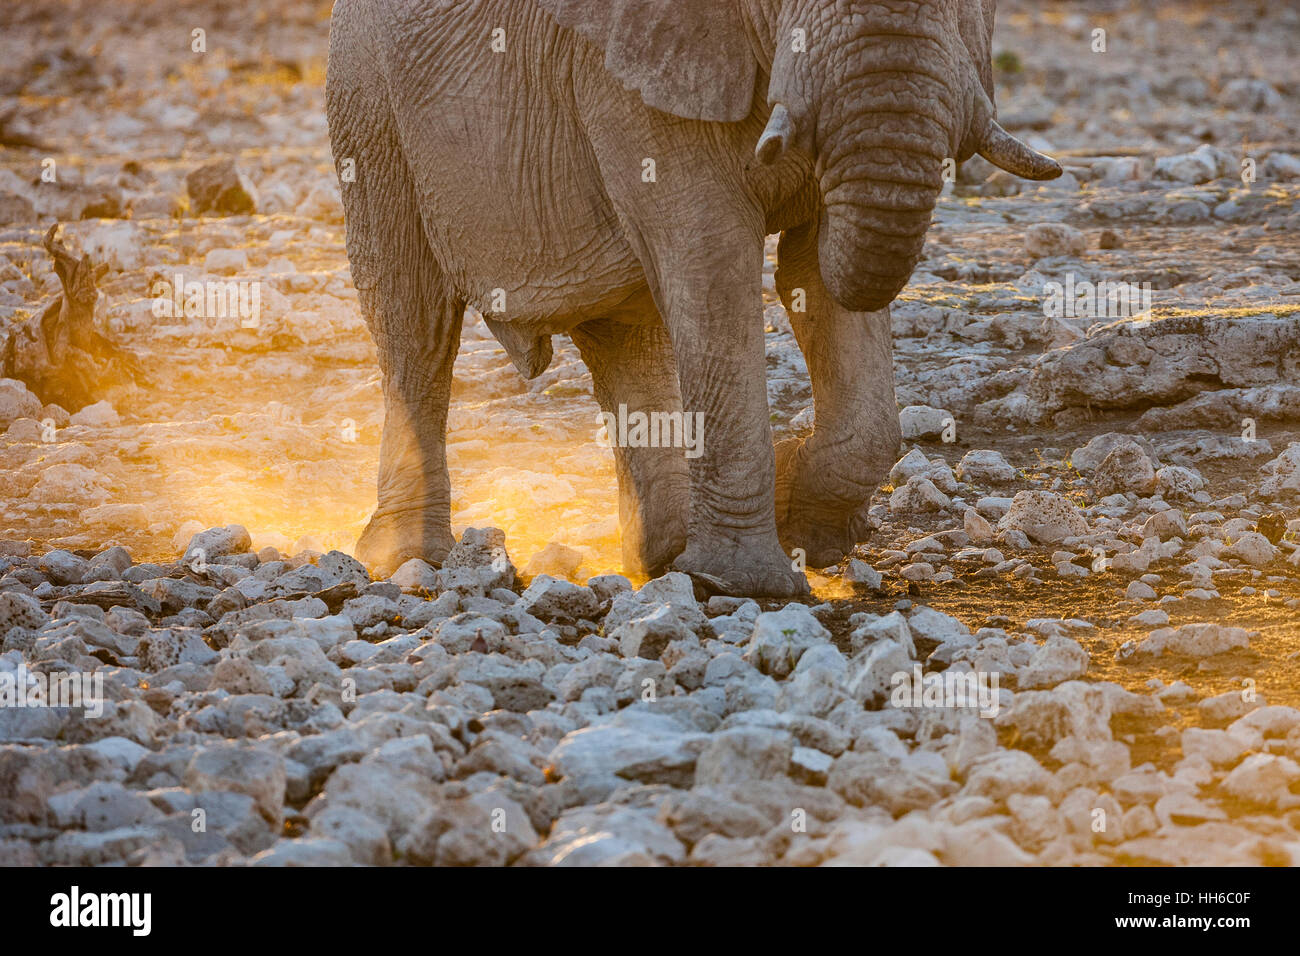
[536,0,757,122]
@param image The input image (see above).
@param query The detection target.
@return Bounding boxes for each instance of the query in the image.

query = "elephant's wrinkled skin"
[325,0,1060,595]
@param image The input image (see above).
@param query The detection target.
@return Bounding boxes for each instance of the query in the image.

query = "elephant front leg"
[572,317,689,578]
[658,228,809,597]
[774,221,902,567]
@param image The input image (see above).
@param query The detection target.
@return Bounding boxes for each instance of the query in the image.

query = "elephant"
[325,0,1061,596]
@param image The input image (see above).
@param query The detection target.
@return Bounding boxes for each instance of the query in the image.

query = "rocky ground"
[1,0,1299,865]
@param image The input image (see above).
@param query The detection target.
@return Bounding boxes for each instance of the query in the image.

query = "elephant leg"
[328,85,462,576]
[774,221,901,566]
[571,317,689,578]
[639,223,808,597]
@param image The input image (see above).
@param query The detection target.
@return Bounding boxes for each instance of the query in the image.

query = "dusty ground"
[0,0,1299,866]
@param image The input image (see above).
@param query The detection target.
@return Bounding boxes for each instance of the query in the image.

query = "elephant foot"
[355,506,455,579]
[774,437,872,567]
[621,503,688,580]
[778,507,855,568]
[623,530,686,581]
[672,535,810,598]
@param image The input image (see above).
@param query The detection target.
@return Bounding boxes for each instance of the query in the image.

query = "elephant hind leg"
[571,316,689,580]
[327,74,462,576]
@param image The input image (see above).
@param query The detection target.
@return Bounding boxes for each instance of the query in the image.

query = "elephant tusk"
[977,118,1063,181]
[755,103,792,166]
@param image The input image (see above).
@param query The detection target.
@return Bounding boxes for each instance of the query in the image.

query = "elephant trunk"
[814,55,953,313]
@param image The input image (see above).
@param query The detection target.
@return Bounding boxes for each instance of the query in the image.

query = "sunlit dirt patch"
[1,206,627,572]
[804,557,1300,826]
[809,564,1299,707]
[95,315,626,575]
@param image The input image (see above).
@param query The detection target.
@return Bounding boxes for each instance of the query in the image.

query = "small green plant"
[994,50,1023,74]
